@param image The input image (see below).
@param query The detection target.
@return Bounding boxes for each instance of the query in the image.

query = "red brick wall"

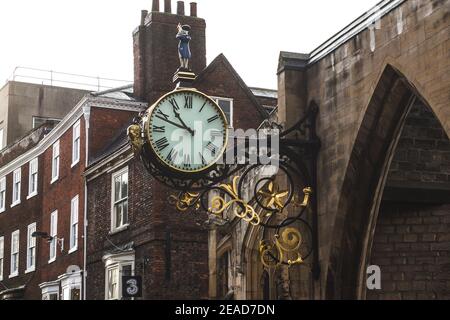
[0,160,43,300]
[194,57,267,131]
[38,116,86,289]
[86,159,209,300]
[133,10,206,103]
[0,116,86,299]
[88,107,137,162]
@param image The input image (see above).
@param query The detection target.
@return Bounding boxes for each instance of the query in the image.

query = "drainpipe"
[82,104,91,300]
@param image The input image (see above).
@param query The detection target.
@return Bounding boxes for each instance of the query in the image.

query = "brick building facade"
[84,2,275,300]
[0,92,145,299]
[0,0,448,300]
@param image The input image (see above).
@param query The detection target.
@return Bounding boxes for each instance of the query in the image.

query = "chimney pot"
[141,10,148,26]
[164,0,172,13]
[177,1,185,15]
[190,2,197,17]
[152,0,160,12]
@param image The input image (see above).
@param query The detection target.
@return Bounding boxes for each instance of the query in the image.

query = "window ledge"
[27,192,38,200]
[109,224,130,235]
[68,246,78,254]
[25,266,36,274]
[48,257,56,264]
[10,200,21,208]
[50,177,58,185]
[9,272,18,279]
[71,160,79,169]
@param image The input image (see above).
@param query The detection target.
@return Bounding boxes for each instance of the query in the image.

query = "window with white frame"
[0,128,4,150]
[104,253,134,300]
[212,97,233,127]
[32,116,61,129]
[10,230,19,277]
[49,211,58,262]
[0,176,5,213]
[72,120,81,166]
[51,140,60,183]
[111,168,129,231]
[12,168,21,206]
[61,272,82,300]
[28,158,38,198]
[0,236,4,281]
[40,281,59,300]
[26,223,36,272]
[69,195,79,252]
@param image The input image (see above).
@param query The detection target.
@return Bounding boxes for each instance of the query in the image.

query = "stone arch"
[326,64,449,299]
[242,223,265,299]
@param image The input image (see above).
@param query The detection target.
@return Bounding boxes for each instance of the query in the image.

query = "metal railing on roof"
[9,66,133,92]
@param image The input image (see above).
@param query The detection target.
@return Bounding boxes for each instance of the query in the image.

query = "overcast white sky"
[0,0,380,90]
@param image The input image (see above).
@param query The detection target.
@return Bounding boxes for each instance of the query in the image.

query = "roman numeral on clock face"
[206,142,217,156]
[183,154,191,168]
[167,148,178,162]
[153,125,165,133]
[156,109,170,121]
[199,152,206,165]
[199,101,207,113]
[155,137,169,151]
[169,98,180,111]
[184,95,193,109]
[208,115,219,123]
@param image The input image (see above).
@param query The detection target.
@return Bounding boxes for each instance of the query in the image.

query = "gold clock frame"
[145,88,229,174]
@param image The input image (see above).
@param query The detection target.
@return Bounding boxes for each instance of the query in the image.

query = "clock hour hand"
[173,109,195,136]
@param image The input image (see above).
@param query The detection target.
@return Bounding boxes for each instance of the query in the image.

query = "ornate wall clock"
[143,89,228,175]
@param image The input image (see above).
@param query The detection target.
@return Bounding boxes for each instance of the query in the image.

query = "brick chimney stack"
[164,0,172,13]
[190,2,197,17]
[177,1,185,15]
[152,0,160,12]
[133,1,206,102]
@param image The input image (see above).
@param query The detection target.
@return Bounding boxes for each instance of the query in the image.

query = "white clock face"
[147,89,228,173]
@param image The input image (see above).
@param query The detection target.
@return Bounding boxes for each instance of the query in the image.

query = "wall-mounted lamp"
[32,231,64,252]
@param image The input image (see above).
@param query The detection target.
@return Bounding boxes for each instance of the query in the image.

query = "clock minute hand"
[173,110,195,136]
[155,115,188,131]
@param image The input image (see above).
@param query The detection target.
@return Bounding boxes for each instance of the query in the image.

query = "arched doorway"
[326,64,450,299]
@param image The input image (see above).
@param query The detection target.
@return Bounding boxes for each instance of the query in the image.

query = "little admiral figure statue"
[176,23,192,70]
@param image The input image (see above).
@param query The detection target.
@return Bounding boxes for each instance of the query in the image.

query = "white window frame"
[0,236,4,281]
[10,230,19,278]
[49,210,58,263]
[111,167,129,233]
[104,253,135,300]
[0,176,5,213]
[0,128,4,150]
[27,158,38,199]
[26,222,37,273]
[39,281,60,300]
[59,271,82,300]
[11,168,21,207]
[212,96,234,128]
[32,116,61,129]
[69,195,79,253]
[51,140,60,184]
[71,120,81,167]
